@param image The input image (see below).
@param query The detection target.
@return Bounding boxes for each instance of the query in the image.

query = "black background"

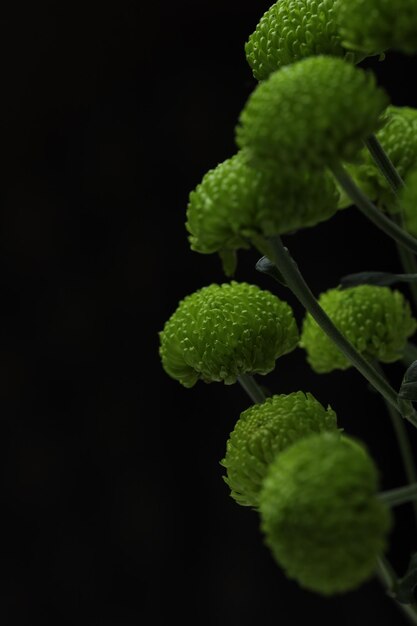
[2,1,417,624]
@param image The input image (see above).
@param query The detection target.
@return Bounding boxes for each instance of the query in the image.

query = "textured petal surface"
[341,106,417,210]
[246,0,351,81]
[236,56,388,173]
[221,392,338,507]
[159,282,299,387]
[260,433,392,595]
[300,285,416,373]
[337,0,417,55]
[186,151,339,264]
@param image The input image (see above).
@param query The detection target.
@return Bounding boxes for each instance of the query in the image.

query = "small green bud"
[236,56,388,173]
[300,285,416,373]
[337,0,417,56]
[159,282,299,387]
[246,0,349,80]
[186,151,339,272]
[260,433,392,595]
[341,106,417,210]
[400,168,417,237]
[221,392,338,508]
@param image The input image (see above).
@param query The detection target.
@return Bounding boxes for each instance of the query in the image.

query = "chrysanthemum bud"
[159,282,299,387]
[300,285,416,373]
[186,151,339,272]
[260,433,392,595]
[400,168,417,237]
[236,56,388,173]
[337,0,417,56]
[246,0,362,81]
[221,392,338,507]
[341,107,417,210]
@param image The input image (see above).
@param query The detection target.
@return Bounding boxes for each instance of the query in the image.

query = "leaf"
[394,553,417,604]
[340,271,417,289]
[399,360,417,402]
[255,256,287,286]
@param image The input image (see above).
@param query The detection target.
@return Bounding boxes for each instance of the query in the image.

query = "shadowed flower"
[300,284,416,373]
[221,392,338,507]
[260,433,392,594]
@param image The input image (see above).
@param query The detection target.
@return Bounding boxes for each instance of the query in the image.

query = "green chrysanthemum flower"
[300,285,416,373]
[260,433,392,595]
[186,151,339,273]
[221,392,338,508]
[159,282,299,387]
[236,56,388,173]
[246,0,364,81]
[339,107,417,210]
[400,168,417,237]
[337,0,417,56]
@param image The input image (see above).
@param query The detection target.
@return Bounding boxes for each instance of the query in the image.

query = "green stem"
[238,374,266,404]
[373,361,417,524]
[364,135,417,309]
[330,161,417,255]
[379,483,417,508]
[376,557,417,624]
[364,134,405,193]
[263,236,417,428]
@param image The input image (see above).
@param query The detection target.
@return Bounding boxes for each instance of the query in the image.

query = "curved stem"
[238,374,266,404]
[364,135,417,309]
[379,483,417,508]
[373,361,417,524]
[365,134,405,193]
[376,558,417,624]
[330,161,417,255]
[263,236,417,428]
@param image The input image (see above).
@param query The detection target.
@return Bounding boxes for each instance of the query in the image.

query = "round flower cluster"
[221,392,338,507]
[337,0,417,56]
[245,0,355,81]
[260,433,392,594]
[340,106,417,210]
[186,150,339,272]
[159,282,299,387]
[300,285,416,373]
[236,56,388,173]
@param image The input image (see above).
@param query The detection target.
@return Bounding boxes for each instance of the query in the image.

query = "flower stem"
[238,373,266,404]
[364,134,405,193]
[373,361,417,525]
[376,557,417,625]
[379,483,417,508]
[330,161,417,255]
[263,235,417,428]
[364,134,417,309]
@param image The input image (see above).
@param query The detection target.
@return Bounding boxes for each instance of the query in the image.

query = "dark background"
[2,1,417,624]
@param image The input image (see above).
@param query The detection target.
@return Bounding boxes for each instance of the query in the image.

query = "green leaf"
[399,360,417,402]
[394,553,417,604]
[340,271,417,289]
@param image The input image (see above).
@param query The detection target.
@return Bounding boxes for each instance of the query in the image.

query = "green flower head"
[159,282,299,387]
[337,0,417,56]
[246,0,363,81]
[340,106,417,210]
[236,56,388,173]
[260,433,392,595]
[300,285,416,373]
[400,168,417,237]
[221,392,338,508]
[186,150,339,274]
